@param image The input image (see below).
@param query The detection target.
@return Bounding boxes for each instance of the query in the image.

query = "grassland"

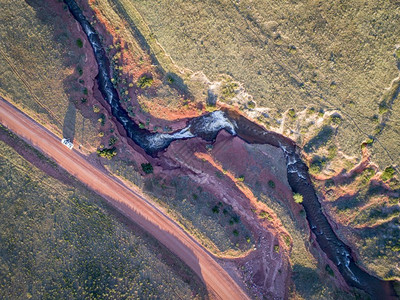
[106,0,400,167]
[0,0,98,150]
[0,125,206,299]
[96,0,400,283]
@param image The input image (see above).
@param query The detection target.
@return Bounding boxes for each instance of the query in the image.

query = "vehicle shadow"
[62,101,76,142]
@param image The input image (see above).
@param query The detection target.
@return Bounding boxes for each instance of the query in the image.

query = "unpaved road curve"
[0,98,249,300]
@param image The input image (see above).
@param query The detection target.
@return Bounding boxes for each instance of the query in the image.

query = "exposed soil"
[154,131,293,298]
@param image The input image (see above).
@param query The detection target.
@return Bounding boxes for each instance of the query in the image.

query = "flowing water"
[64,1,397,298]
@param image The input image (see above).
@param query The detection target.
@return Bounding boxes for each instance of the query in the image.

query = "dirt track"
[0,98,249,300]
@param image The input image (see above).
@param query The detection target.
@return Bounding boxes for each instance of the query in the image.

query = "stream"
[64,0,397,298]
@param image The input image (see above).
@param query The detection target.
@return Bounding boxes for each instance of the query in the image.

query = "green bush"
[381,166,395,181]
[141,163,153,174]
[137,75,153,88]
[329,114,342,125]
[288,108,296,118]
[293,193,303,204]
[76,38,83,48]
[221,82,238,100]
[268,180,276,188]
[247,101,256,109]
[212,205,219,214]
[325,264,334,277]
[97,147,117,160]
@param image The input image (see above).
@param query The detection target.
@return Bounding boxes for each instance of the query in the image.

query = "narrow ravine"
[63,0,397,298]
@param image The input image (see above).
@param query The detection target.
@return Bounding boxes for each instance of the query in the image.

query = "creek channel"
[64,0,397,298]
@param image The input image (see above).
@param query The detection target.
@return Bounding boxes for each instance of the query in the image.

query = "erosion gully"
[64,0,397,298]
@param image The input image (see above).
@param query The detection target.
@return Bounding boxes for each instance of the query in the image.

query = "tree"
[293,193,303,204]
[141,163,153,174]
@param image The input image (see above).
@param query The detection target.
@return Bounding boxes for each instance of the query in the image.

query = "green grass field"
[0,125,207,299]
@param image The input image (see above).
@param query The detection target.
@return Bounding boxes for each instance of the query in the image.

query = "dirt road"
[0,98,250,300]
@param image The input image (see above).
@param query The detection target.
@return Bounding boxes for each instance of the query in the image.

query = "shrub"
[76,38,83,48]
[221,82,238,100]
[325,264,334,277]
[212,205,219,214]
[98,114,105,126]
[93,105,100,113]
[97,147,117,160]
[396,48,400,59]
[109,136,118,146]
[274,245,280,253]
[139,123,145,129]
[237,175,245,182]
[137,75,153,88]
[330,114,342,125]
[232,229,239,236]
[379,102,389,114]
[364,138,374,145]
[141,163,153,174]
[288,108,296,118]
[327,145,338,160]
[247,101,255,109]
[268,180,276,188]
[259,211,268,219]
[293,193,303,204]
[381,166,395,181]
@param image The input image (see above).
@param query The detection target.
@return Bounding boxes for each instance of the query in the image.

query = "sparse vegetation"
[220,81,238,101]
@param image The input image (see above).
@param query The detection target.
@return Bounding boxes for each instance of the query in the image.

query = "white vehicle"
[61,138,74,150]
